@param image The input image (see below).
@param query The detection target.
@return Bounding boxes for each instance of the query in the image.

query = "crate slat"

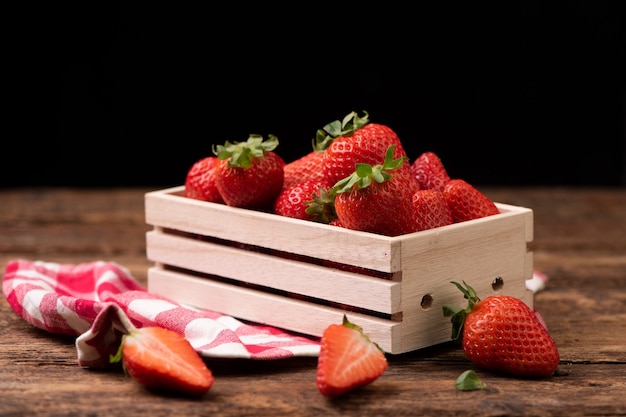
[146,230,402,314]
[145,186,402,272]
[147,267,402,352]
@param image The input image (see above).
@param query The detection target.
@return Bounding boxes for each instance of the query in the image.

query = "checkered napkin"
[2,259,321,369]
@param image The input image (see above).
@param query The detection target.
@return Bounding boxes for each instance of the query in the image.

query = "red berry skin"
[283,151,328,190]
[216,150,285,210]
[184,156,224,203]
[463,295,560,378]
[335,169,420,237]
[412,189,453,231]
[274,179,323,220]
[443,179,499,223]
[411,151,451,192]
[322,123,410,187]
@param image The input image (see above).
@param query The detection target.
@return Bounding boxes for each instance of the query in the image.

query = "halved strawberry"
[316,315,388,398]
[111,326,214,397]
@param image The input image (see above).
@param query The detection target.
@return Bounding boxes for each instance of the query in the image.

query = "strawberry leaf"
[213,134,279,168]
[455,370,487,391]
[443,280,482,343]
[332,145,407,194]
[312,110,370,152]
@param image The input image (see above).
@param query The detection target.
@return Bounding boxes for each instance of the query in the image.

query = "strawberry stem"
[312,110,370,152]
[213,134,279,168]
[304,186,338,224]
[442,280,482,343]
[332,145,407,194]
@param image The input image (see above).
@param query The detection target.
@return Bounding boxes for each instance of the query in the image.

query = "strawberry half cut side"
[316,315,388,398]
[111,326,214,397]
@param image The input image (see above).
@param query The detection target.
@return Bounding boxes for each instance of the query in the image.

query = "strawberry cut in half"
[316,315,388,398]
[111,326,214,397]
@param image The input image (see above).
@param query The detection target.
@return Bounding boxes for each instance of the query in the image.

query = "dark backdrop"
[5,2,625,188]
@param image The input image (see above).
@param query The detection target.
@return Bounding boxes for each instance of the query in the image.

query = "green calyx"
[304,185,338,224]
[332,145,407,194]
[341,315,386,355]
[442,280,481,343]
[213,134,279,168]
[312,110,370,153]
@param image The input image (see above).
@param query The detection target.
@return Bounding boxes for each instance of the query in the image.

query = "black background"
[5,2,625,188]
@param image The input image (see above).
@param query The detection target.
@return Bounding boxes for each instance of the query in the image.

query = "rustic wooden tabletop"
[1,186,625,417]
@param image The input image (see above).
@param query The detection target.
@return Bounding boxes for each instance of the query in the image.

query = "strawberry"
[283,151,327,190]
[316,315,388,397]
[274,179,336,222]
[183,156,224,203]
[410,151,451,192]
[443,281,560,378]
[333,145,420,236]
[443,179,499,223]
[111,326,214,396]
[412,189,453,231]
[213,134,285,210]
[317,111,410,187]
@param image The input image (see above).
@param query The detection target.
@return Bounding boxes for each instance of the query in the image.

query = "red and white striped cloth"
[2,259,321,369]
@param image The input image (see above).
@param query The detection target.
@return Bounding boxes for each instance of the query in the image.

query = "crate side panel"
[395,208,533,353]
[146,230,402,314]
[145,188,400,272]
[147,267,402,352]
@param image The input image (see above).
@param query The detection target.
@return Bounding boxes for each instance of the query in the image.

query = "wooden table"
[1,186,625,416]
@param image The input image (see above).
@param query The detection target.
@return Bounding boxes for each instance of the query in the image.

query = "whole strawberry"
[412,189,453,231]
[443,179,499,222]
[333,145,420,236]
[318,111,410,187]
[184,156,224,203]
[443,281,560,378]
[274,179,336,222]
[410,151,451,192]
[283,151,328,190]
[316,315,388,398]
[213,134,285,210]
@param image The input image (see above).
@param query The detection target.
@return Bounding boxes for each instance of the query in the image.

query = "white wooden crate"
[145,186,534,354]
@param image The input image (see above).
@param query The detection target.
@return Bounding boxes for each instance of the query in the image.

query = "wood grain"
[1,186,625,416]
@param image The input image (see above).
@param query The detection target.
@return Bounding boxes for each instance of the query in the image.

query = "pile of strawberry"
[184,111,500,237]
[126,110,558,399]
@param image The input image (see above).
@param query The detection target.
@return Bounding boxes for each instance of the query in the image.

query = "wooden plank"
[145,186,401,272]
[146,230,402,314]
[147,267,402,352]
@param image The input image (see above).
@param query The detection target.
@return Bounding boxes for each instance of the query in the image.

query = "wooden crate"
[145,185,534,355]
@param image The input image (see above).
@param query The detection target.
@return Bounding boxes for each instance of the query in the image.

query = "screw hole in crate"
[491,276,504,291]
[420,294,433,310]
